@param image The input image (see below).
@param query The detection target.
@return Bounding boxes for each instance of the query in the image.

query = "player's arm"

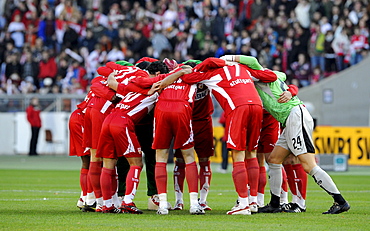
[91,76,116,101]
[277,84,299,103]
[220,55,263,70]
[220,55,277,82]
[158,66,192,89]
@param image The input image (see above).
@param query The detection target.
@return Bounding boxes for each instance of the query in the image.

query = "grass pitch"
[0,155,369,231]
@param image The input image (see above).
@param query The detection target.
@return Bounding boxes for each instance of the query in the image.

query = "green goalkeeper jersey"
[238,55,303,127]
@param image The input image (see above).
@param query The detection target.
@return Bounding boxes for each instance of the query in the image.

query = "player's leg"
[84,108,104,212]
[135,121,158,209]
[198,157,212,210]
[116,156,129,197]
[256,152,267,207]
[120,156,143,214]
[100,158,121,213]
[298,153,350,214]
[181,147,205,215]
[173,152,185,210]
[258,145,290,213]
[245,150,259,212]
[193,118,214,210]
[282,155,307,212]
[227,149,251,215]
[155,148,170,215]
[78,155,90,208]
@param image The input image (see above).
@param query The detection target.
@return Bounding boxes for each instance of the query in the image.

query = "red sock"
[258,166,266,194]
[232,161,248,198]
[246,158,259,197]
[155,162,167,194]
[88,161,102,198]
[111,170,118,197]
[100,167,115,200]
[199,161,212,192]
[283,164,297,196]
[185,162,199,193]
[281,167,288,192]
[174,161,186,193]
[293,164,307,199]
[80,168,89,196]
[125,166,142,198]
[87,174,93,194]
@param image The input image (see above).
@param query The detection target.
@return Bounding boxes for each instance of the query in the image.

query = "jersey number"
[122,92,141,103]
[292,136,302,150]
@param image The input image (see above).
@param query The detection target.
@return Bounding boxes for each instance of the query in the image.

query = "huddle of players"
[69,55,350,215]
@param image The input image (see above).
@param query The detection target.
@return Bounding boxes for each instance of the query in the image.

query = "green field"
[0,155,369,231]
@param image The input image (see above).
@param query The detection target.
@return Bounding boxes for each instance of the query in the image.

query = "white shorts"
[275,105,315,156]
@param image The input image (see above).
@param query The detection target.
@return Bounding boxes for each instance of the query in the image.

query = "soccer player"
[82,73,121,212]
[224,55,350,214]
[171,60,214,211]
[68,90,93,209]
[98,64,192,214]
[96,70,158,213]
[113,59,170,210]
[129,64,203,215]
[181,57,278,215]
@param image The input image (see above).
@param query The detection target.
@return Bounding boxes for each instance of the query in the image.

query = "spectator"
[323,30,337,76]
[106,44,125,62]
[7,14,26,49]
[311,66,323,84]
[63,60,88,94]
[5,52,22,85]
[350,26,369,65]
[79,29,97,53]
[308,22,325,72]
[332,27,351,71]
[21,51,40,89]
[38,10,56,49]
[295,0,311,29]
[62,24,79,50]
[291,53,311,87]
[38,49,57,88]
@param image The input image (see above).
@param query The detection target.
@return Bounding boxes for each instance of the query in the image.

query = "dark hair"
[136,61,151,70]
[182,61,197,68]
[146,61,169,74]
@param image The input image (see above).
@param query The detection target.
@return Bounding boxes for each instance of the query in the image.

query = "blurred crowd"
[0,0,369,95]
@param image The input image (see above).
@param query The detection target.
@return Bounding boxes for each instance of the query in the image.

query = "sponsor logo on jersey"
[229,78,252,87]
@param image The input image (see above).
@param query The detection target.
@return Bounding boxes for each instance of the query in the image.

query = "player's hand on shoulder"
[148,81,161,95]
[277,91,292,103]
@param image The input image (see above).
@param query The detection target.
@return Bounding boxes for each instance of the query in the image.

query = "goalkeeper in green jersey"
[220,55,350,214]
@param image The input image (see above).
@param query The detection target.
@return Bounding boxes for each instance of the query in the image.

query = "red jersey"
[192,83,214,121]
[88,76,116,114]
[182,58,276,116]
[114,81,158,124]
[130,68,197,105]
[77,90,94,110]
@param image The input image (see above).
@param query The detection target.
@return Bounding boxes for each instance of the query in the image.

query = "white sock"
[309,166,340,194]
[96,197,103,207]
[239,197,249,208]
[158,193,168,209]
[249,195,257,204]
[112,193,121,207]
[189,192,198,207]
[268,163,283,198]
[104,198,113,207]
[280,190,288,204]
[257,193,264,207]
[123,194,133,204]
[199,181,210,204]
[86,192,95,205]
